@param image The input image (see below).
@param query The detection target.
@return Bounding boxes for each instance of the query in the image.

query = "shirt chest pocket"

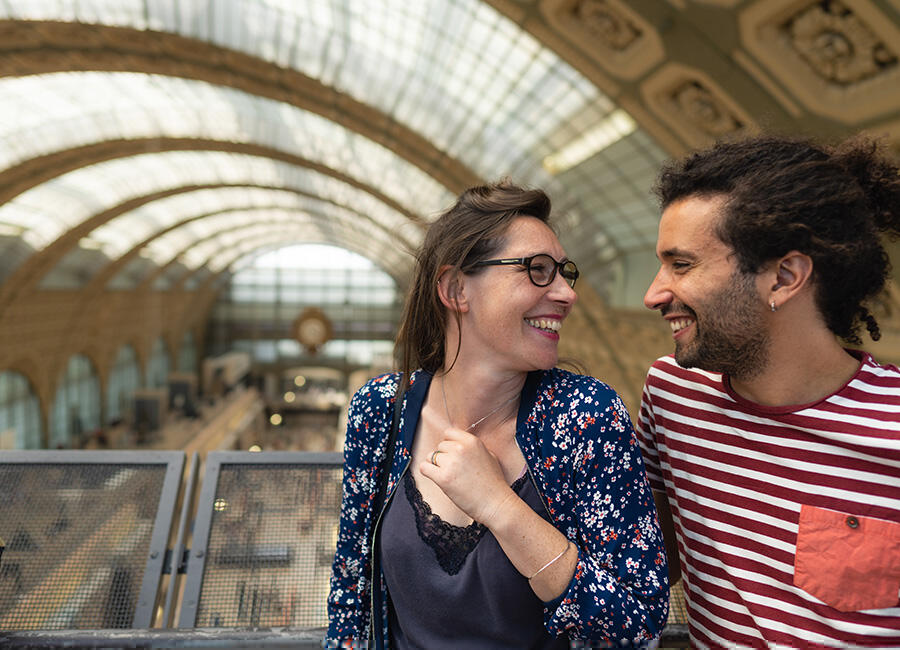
[793,504,900,612]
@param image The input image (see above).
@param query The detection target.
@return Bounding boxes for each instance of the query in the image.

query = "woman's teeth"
[525,318,560,333]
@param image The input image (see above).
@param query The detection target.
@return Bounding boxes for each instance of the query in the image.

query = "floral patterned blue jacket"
[326,368,669,648]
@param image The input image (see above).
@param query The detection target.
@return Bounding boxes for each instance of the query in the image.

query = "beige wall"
[0,287,215,445]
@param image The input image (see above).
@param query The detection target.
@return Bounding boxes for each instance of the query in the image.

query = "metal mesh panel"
[194,463,342,628]
[668,580,687,624]
[0,462,167,629]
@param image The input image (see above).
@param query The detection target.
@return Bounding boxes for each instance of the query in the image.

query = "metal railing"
[0,450,689,648]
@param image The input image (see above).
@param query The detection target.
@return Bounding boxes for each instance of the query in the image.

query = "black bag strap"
[368,375,405,647]
[373,375,405,517]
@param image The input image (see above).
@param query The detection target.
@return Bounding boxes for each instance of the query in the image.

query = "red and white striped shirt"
[637,351,900,648]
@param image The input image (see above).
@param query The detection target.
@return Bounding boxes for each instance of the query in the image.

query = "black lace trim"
[404,470,528,575]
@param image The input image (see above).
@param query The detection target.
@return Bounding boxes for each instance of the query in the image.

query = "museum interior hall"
[0,0,898,646]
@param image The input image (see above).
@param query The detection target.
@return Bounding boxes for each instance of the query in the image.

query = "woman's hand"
[418,427,515,527]
[419,426,576,602]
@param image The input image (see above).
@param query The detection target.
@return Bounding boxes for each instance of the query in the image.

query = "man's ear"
[437,266,468,313]
[768,250,813,307]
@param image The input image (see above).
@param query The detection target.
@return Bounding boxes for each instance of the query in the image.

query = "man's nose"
[643,268,672,311]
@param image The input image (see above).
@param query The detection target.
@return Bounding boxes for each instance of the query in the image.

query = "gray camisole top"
[380,468,569,649]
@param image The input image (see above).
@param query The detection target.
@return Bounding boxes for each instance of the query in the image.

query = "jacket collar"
[402,369,543,450]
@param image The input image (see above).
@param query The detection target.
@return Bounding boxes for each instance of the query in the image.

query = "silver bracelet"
[527,541,571,581]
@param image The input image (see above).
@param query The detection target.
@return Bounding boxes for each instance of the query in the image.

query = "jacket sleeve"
[325,375,396,647]
[542,379,669,645]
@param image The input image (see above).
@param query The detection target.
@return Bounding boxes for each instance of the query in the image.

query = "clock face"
[294,308,332,350]
[298,317,328,344]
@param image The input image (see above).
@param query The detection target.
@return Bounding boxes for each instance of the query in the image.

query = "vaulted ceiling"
[1,0,898,309]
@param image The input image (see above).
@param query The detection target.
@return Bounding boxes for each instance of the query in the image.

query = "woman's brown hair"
[394,180,552,389]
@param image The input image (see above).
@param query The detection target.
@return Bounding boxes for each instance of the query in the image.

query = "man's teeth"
[670,318,693,333]
[526,318,561,333]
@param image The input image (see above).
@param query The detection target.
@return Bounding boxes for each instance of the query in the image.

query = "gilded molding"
[641,63,756,148]
[539,0,664,79]
[575,0,641,50]
[788,2,896,85]
[739,0,900,123]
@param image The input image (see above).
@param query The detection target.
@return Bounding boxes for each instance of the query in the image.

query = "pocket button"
[846,516,859,529]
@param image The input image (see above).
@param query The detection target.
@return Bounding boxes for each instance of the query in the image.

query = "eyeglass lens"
[528,255,578,287]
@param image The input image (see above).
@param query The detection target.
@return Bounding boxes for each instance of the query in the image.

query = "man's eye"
[672,261,690,271]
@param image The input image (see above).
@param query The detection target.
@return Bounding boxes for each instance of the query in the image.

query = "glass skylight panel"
[190,225,295,270]
[0,1,124,23]
[167,215,304,268]
[89,186,393,260]
[252,244,376,270]
[0,71,452,218]
[207,230,337,274]
[145,208,398,270]
[0,0,674,302]
[0,147,421,257]
[177,216,402,275]
[229,242,405,289]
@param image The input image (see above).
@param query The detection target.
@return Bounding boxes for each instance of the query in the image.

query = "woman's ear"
[437,266,468,313]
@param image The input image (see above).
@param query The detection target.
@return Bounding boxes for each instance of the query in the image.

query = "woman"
[326,181,669,648]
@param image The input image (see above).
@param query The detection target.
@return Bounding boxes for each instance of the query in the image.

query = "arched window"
[178,331,197,373]
[145,338,170,388]
[50,355,100,448]
[107,344,140,424]
[212,244,399,366]
[0,370,42,449]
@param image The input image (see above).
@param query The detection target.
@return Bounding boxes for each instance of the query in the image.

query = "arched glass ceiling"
[204,228,392,277]
[118,225,400,291]
[86,187,417,264]
[0,71,454,216]
[0,0,671,302]
[0,151,419,266]
[148,210,406,272]
[229,240,392,275]
[179,220,393,273]
[245,244,382,270]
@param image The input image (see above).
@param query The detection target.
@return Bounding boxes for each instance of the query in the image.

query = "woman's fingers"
[419,430,510,523]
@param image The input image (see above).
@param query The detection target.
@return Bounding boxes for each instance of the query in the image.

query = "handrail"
[0,625,690,648]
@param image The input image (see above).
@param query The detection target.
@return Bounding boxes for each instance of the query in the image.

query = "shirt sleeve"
[635,372,666,493]
[542,379,670,645]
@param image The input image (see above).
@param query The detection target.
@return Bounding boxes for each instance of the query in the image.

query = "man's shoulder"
[645,354,722,386]
[848,351,900,404]
[857,350,900,379]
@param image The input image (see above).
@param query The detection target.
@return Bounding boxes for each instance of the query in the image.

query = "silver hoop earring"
[770,301,777,312]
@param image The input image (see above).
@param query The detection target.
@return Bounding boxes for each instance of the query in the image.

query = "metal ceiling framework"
[45,191,414,288]
[0,0,898,441]
[0,0,670,308]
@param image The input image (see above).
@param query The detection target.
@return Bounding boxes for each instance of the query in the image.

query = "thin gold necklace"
[441,375,518,431]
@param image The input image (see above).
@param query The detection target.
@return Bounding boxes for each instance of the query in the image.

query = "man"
[636,135,900,648]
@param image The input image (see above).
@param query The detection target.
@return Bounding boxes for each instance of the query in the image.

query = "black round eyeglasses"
[469,254,579,288]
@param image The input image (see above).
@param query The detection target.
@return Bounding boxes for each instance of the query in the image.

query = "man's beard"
[670,271,769,381]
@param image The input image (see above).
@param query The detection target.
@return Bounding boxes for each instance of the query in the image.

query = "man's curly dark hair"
[654,135,900,343]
